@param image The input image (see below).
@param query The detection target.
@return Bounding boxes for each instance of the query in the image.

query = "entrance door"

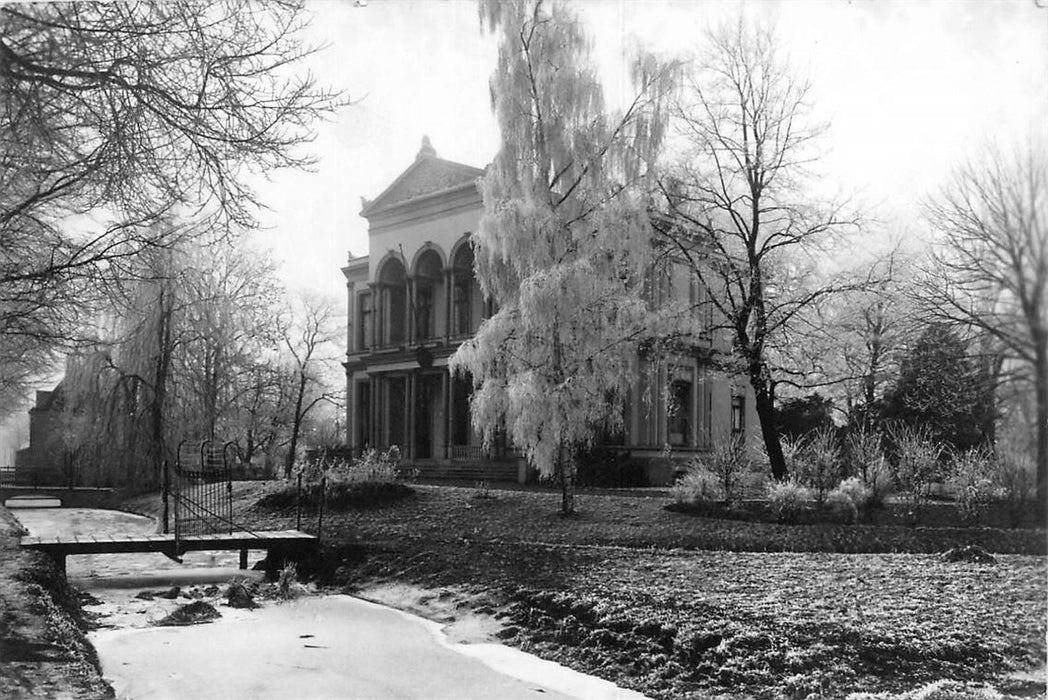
[413,374,444,459]
[385,377,406,449]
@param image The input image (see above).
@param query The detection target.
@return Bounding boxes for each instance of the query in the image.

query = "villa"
[343,138,757,484]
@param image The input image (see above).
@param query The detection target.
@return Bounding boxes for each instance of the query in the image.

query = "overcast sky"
[251,0,1047,299]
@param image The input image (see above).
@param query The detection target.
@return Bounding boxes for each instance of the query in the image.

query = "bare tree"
[229,360,295,472]
[0,1,340,395]
[281,292,343,478]
[662,18,860,480]
[921,140,1046,514]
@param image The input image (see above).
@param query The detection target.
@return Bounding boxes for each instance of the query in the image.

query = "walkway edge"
[0,506,114,699]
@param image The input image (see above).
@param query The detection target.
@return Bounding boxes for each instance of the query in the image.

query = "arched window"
[378,258,407,346]
[451,243,478,337]
[413,249,444,341]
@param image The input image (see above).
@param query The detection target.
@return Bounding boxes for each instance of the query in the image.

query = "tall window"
[731,394,745,435]
[452,281,470,335]
[414,249,443,342]
[357,292,372,350]
[387,285,406,344]
[416,285,434,340]
[452,243,476,336]
[378,258,407,346]
[669,380,692,446]
[690,279,715,335]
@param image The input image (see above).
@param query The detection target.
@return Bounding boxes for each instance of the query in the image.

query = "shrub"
[255,445,410,510]
[825,489,857,523]
[946,447,996,525]
[835,476,873,510]
[686,435,750,505]
[845,428,888,484]
[826,477,872,523]
[793,428,841,506]
[766,479,812,524]
[865,456,894,508]
[778,435,806,472]
[995,443,1035,528]
[888,424,944,517]
[326,445,401,486]
[277,563,307,600]
[670,468,723,509]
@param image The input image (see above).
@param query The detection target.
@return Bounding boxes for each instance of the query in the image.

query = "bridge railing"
[0,467,68,489]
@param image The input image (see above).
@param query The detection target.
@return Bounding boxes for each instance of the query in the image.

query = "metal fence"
[169,440,234,547]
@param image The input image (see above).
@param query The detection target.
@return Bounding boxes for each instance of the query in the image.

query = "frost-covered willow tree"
[60,231,288,491]
[451,0,675,514]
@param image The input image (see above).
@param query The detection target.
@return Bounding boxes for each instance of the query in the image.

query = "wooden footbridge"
[19,440,318,576]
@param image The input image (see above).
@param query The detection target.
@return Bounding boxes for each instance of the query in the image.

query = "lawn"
[125,482,1046,699]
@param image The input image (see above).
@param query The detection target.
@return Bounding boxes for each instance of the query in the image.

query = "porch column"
[370,375,379,448]
[406,276,415,346]
[445,369,453,460]
[444,269,453,343]
[406,372,416,460]
[368,282,380,348]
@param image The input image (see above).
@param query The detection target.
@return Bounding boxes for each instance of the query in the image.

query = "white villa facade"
[343,138,757,484]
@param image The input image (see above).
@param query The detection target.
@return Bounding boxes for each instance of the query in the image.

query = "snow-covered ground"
[12,506,649,700]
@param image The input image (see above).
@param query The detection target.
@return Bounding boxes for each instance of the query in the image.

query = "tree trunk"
[1034,336,1047,524]
[284,373,307,479]
[752,378,788,481]
[557,445,576,515]
[149,292,173,492]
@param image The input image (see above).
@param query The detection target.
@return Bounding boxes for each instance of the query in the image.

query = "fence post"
[224,442,234,535]
[296,473,302,531]
[316,476,326,546]
[161,459,169,534]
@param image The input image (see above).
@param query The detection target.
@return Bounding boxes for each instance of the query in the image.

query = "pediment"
[361,145,485,218]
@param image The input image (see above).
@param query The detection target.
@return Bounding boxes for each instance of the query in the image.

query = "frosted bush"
[865,457,894,507]
[889,424,944,502]
[835,476,873,510]
[793,428,842,505]
[766,479,812,524]
[326,446,401,486]
[687,435,750,504]
[670,468,723,507]
[947,448,995,523]
[826,489,858,523]
[846,427,894,505]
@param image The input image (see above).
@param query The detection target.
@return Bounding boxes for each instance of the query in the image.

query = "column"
[444,369,453,460]
[406,372,416,460]
[444,269,453,342]
[370,375,379,448]
[406,276,415,346]
[368,282,379,349]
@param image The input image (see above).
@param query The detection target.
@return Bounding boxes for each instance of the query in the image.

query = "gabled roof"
[31,382,64,412]
[360,136,485,218]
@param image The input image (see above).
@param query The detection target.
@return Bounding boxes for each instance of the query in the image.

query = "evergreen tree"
[883,323,995,453]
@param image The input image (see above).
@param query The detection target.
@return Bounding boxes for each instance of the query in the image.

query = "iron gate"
[168,440,235,552]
